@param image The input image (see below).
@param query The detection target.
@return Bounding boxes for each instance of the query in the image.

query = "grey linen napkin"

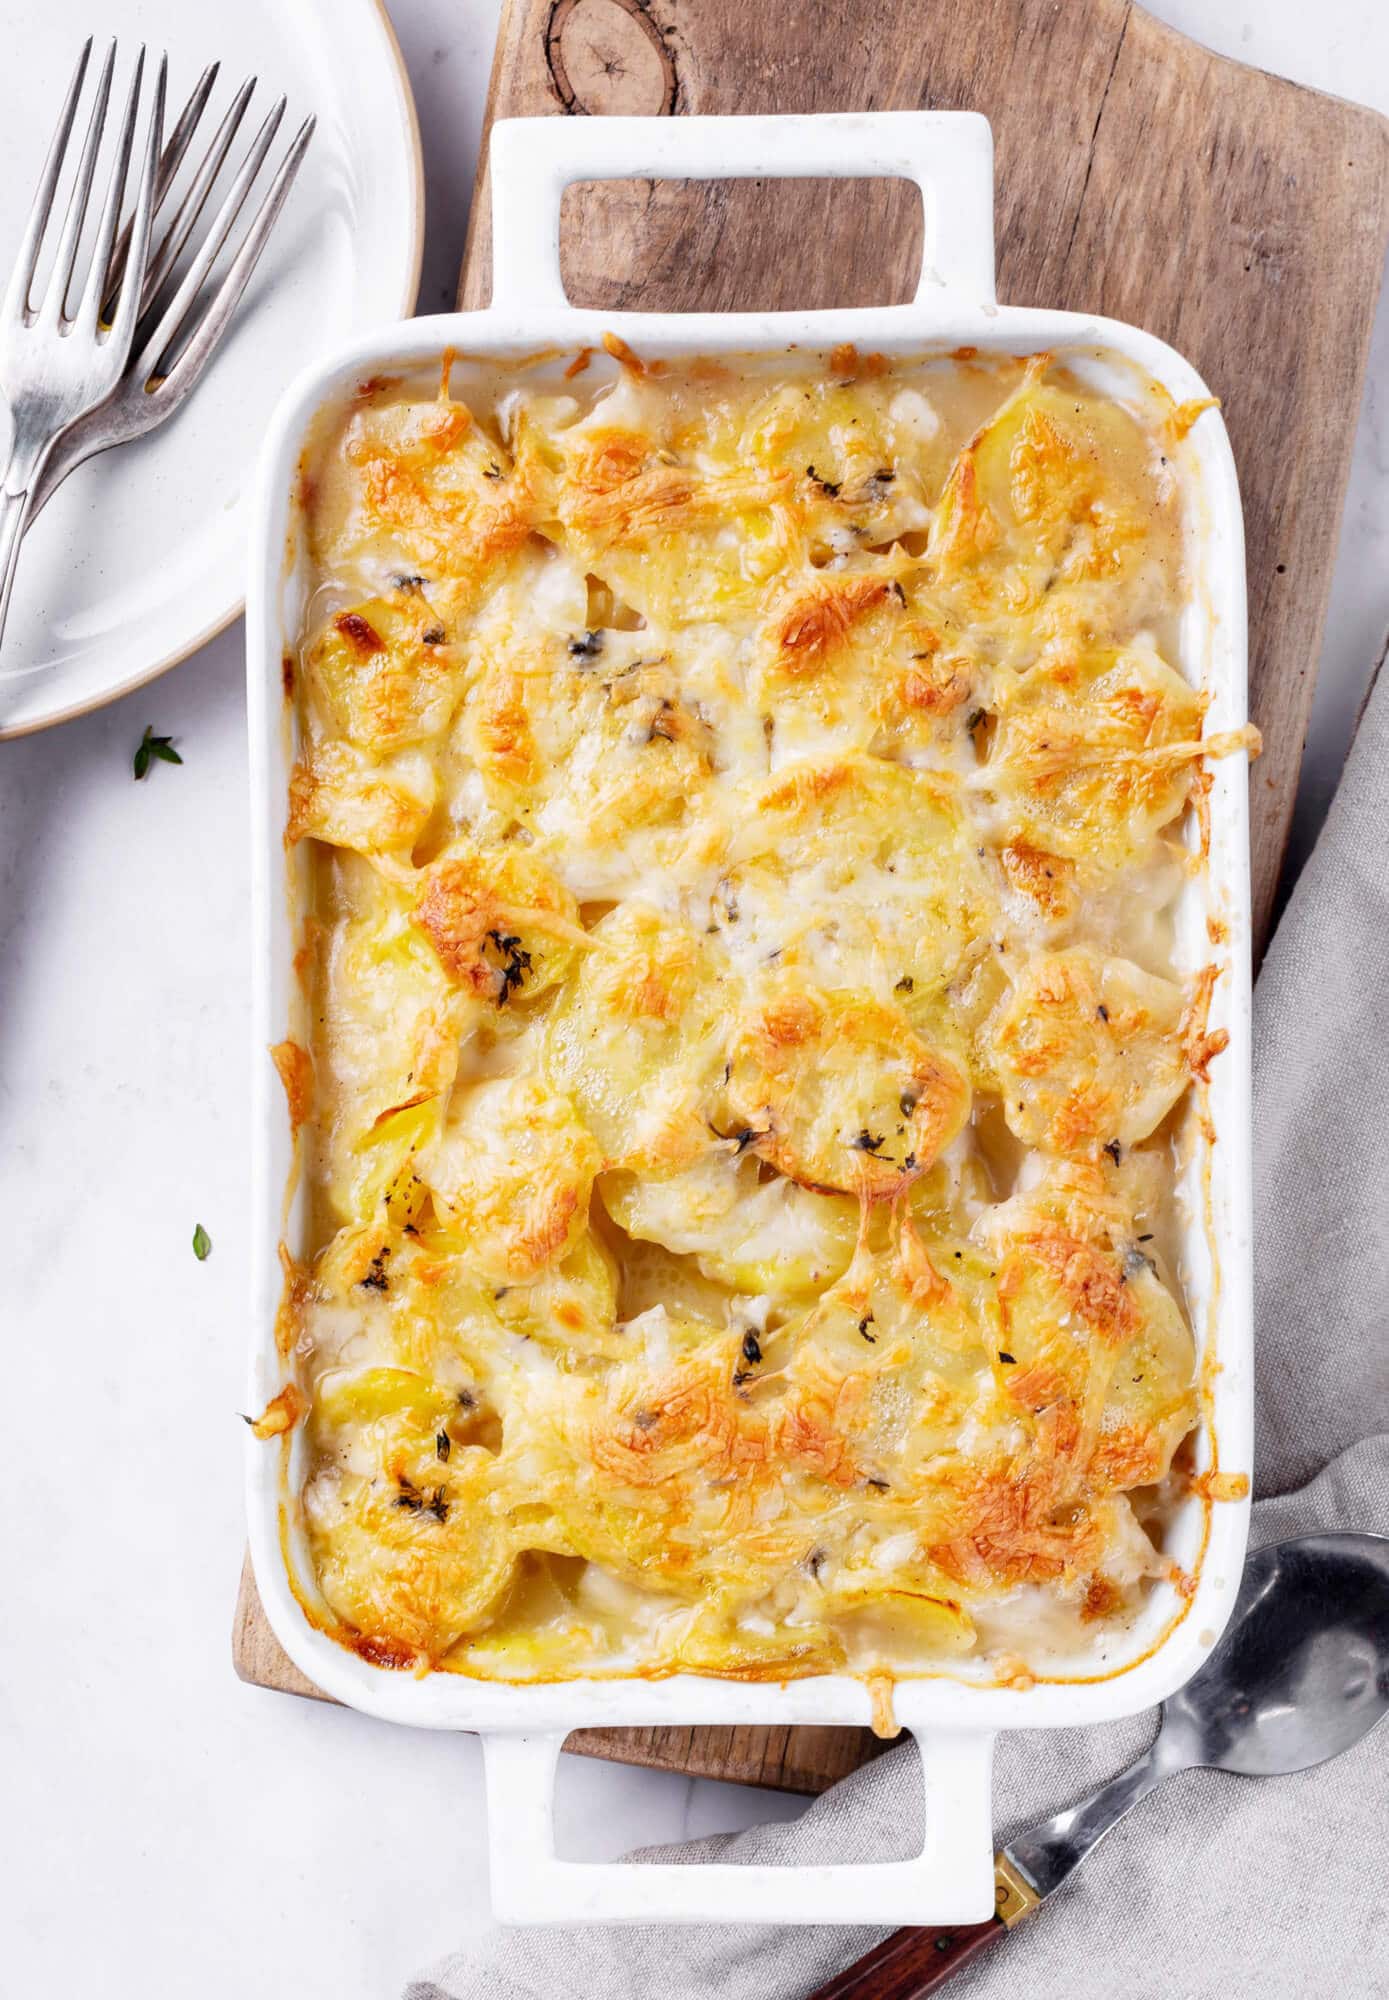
[408,666,1389,2000]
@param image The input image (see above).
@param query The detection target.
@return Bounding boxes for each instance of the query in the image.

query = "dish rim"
[245,294,1253,1739]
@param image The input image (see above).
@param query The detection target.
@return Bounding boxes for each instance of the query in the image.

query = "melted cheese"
[274,345,1246,1684]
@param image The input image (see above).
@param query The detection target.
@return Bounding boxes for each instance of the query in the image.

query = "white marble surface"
[1,3,1385,1995]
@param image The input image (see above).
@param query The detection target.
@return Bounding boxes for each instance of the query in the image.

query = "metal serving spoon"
[808,1532,1389,2000]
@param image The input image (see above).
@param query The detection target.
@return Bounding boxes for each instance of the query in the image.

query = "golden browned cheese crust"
[273,347,1239,1681]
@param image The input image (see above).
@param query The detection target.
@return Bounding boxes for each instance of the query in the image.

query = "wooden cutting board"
[233,0,1389,1795]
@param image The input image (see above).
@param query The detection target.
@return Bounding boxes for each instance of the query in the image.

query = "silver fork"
[27,74,316,522]
[0,39,164,648]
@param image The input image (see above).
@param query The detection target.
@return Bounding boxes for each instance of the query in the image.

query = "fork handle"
[0,429,53,656]
[26,414,101,525]
[0,485,37,654]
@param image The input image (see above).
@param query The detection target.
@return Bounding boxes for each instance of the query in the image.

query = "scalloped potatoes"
[272,345,1244,1684]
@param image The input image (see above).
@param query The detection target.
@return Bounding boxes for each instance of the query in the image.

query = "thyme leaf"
[708,1120,766,1155]
[134,726,182,780]
[485,929,533,1005]
[805,464,842,498]
[360,1248,391,1293]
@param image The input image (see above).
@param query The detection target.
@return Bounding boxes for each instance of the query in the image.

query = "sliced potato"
[466,648,716,866]
[412,835,580,1006]
[989,1174,1197,1490]
[721,756,997,1005]
[307,390,532,622]
[316,875,465,1228]
[286,740,437,855]
[929,360,1183,661]
[749,567,980,766]
[980,646,1206,866]
[984,949,1188,1154]
[305,1373,514,1660]
[421,1075,601,1284]
[601,1151,860,1298]
[304,592,464,751]
[726,978,970,1198]
[524,393,797,629]
[544,904,727,1171]
[491,1229,627,1364]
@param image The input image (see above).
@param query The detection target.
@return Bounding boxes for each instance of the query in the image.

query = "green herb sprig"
[134,726,182,780]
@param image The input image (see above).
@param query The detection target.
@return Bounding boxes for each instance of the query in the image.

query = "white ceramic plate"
[0,0,422,738]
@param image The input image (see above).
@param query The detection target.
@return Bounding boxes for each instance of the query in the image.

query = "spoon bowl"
[1160,1531,1389,1777]
[1006,1530,1389,1905]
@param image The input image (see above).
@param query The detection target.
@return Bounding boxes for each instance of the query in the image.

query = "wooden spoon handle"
[803,1917,1005,1999]
[803,1855,1040,1999]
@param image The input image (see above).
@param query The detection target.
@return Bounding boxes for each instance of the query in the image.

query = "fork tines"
[10,41,313,384]
[3,37,164,340]
[137,81,316,392]
[15,47,315,526]
[1,42,314,653]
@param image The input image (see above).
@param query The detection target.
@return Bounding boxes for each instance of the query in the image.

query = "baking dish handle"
[488,111,996,313]
[482,1727,996,1926]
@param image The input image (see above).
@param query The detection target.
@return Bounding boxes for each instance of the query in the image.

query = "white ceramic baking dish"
[245,110,1253,1928]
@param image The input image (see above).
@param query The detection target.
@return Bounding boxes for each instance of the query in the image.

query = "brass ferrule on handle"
[994,1852,1043,1927]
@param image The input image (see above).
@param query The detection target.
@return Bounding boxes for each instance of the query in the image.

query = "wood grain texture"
[801,1915,1006,1999]
[235,0,1389,1796]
